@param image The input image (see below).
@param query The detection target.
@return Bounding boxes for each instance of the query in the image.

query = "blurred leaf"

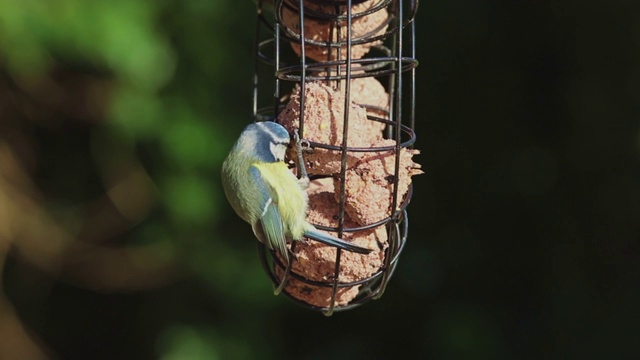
[109,86,165,137]
[160,102,225,169]
[158,326,221,360]
[162,174,218,226]
[157,325,256,360]
[0,1,174,87]
[189,238,276,307]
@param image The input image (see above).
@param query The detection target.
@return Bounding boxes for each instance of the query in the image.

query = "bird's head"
[240,121,291,163]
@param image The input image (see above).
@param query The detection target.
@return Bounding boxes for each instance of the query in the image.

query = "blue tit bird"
[221,121,372,265]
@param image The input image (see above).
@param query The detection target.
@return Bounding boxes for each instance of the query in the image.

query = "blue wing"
[249,166,289,262]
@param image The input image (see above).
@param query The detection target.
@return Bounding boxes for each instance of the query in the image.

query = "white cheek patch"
[269,142,285,162]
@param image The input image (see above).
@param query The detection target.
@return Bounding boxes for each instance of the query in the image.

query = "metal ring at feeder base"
[258,208,409,315]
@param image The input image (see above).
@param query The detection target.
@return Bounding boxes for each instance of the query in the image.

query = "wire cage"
[252,0,419,315]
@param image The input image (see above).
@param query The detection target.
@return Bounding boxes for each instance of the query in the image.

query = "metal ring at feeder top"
[277,0,390,22]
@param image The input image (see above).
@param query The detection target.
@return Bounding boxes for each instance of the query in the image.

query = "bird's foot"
[292,130,310,183]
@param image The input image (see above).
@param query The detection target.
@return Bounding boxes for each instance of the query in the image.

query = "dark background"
[1,1,638,359]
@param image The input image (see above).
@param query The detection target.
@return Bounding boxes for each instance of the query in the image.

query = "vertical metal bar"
[298,0,307,137]
[338,3,353,238]
[385,1,398,140]
[375,0,405,300]
[252,0,262,120]
[409,0,416,133]
[391,0,403,216]
[327,0,355,317]
[274,1,282,121]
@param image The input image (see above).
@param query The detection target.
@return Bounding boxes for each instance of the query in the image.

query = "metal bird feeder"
[252,0,419,315]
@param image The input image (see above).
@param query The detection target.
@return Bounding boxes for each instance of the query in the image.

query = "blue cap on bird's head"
[237,121,291,163]
[251,121,291,146]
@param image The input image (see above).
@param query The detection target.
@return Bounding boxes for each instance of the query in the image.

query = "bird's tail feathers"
[303,227,372,254]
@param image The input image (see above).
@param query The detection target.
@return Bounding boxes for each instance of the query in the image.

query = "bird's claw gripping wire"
[293,130,310,187]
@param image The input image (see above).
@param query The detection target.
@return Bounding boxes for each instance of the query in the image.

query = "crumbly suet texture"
[275,180,387,307]
[335,139,423,225]
[278,82,385,175]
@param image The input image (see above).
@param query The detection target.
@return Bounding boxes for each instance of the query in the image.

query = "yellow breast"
[252,162,308,239]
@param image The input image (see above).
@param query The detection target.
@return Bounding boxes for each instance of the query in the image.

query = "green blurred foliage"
[1,1,639,359]
[0,0,265,358]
